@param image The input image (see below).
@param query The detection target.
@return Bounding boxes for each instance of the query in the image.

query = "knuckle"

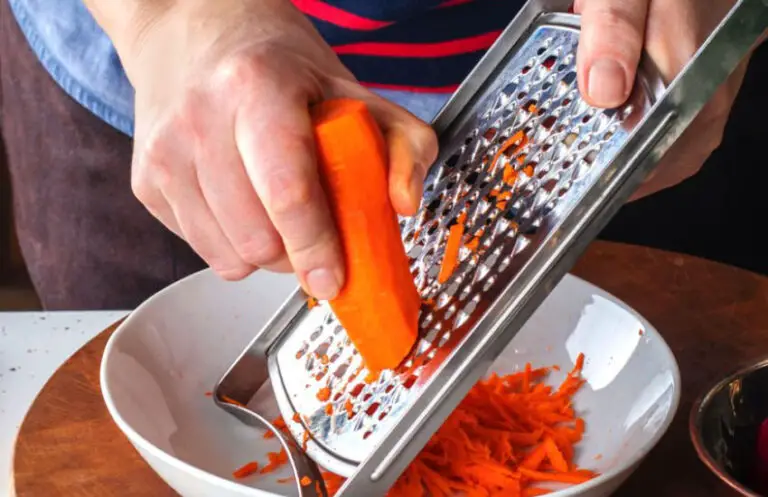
[235,232,285,267]
[213,53,268,94]
[287,229,338,264]
[130,166,153,205]
[263,170,316,217]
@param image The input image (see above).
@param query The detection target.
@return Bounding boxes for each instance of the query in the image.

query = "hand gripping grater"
[214,1,768,495]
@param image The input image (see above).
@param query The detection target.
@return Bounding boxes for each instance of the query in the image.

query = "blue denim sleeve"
[8,0,450,138]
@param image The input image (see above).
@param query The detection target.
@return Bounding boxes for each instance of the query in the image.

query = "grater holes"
[562,71,577,86]
[584,149,598,165]
[482,275,497,292]
[310,326,324,342]
[407,244,423,259]
[423,327,441,344]
[483,127,498,141]
[458,283,473,301]
[541,55,557,70]
[444,304,457,320]
[296,342,309,359]
[542,115,557,130]
[498,254,514,272]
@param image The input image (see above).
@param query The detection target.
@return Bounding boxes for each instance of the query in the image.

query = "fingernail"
[306,268,342,300]
[587,58,627,107]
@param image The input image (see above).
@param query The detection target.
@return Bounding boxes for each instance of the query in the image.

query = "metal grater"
[214,1,767,496]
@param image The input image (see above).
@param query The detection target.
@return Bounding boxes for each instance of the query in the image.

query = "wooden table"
[13,241,768,496]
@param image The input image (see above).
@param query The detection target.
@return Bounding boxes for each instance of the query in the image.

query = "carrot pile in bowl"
[231,353,595,496]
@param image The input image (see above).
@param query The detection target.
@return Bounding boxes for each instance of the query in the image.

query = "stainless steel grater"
[213,1,768,495]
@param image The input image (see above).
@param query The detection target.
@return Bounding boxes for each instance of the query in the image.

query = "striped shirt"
[8,0,525,136]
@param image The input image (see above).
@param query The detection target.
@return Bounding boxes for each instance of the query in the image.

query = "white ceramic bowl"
[101,270,680,497]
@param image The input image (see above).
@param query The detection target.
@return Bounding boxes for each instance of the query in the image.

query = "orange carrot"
[438,221,464,284]
[307,297,319,309]
[311,98,420,372]
[300,476,313,487]
[232,461,259,479]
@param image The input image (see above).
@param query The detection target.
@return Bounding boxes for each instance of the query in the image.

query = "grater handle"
[335,0,768,496]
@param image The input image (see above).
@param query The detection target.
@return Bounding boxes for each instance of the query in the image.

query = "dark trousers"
[0,0,205,310]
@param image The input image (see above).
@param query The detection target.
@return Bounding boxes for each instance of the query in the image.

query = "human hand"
[574,0,763,200]
[113,0,437,299]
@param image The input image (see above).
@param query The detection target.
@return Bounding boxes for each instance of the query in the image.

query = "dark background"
[600,42,768,276]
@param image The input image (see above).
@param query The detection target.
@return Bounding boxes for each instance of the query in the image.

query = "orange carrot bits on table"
[311,98,420,373]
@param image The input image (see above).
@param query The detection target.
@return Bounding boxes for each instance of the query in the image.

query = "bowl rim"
[689,355,768,497]
[100,269,682,497]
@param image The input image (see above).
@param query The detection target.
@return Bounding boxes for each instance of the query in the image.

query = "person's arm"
[80,0,438,299]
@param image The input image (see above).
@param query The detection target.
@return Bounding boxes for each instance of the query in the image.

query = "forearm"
[81,0,172,57]
[81,0,314,84]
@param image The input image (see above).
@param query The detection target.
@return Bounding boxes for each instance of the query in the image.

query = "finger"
[235,77,344,300]
[156,155,254,280]
[330,79,439,216]
[195,111,288,270]
[576,0,650,108]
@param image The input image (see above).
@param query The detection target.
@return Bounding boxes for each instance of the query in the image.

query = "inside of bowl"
[103,272,679,496]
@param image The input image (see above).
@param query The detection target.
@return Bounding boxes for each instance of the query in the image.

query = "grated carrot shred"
[438,222,465,284]
[232,461,259,479]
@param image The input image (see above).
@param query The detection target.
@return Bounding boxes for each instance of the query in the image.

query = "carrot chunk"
[311,99,420,372]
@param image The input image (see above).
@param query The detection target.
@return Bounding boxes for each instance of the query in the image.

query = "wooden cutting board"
[11,320,178,497]
[14,241,768,496]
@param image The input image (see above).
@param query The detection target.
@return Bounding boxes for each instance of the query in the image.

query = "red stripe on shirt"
[291,0,394,30]
[361,81,459,93]
[333,31,501,58]
[439,0,475,7]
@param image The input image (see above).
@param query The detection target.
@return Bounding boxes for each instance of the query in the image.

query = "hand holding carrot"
[95,0,437,299]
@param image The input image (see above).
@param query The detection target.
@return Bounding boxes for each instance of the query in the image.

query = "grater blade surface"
[269,11,663,476]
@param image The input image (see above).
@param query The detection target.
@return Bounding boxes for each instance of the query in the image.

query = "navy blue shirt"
[8,0,524,136]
